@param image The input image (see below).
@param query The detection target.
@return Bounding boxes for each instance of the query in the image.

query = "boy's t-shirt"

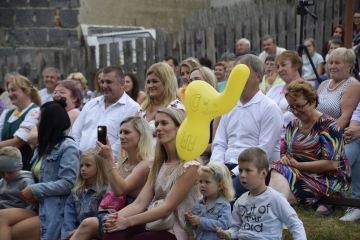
[229,187,306,240]
[0,170,32,209]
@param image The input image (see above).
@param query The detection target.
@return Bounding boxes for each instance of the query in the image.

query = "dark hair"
[164,56,179,67]
[103,66,124,82]
[354,10,360,29]
[262,35,277,44]
[199,57,212,69]
[55,80,82,108]
[124,73,140,101]
[37,99,71,158]
[265,54,276,63]
[331,25,345,43]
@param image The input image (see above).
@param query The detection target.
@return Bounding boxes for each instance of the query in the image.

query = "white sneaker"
[339,208,360,222]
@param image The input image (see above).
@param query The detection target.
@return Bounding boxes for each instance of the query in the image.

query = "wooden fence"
[0,0,358,91]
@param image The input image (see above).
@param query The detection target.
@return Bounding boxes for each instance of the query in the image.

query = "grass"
[283,206,360,240]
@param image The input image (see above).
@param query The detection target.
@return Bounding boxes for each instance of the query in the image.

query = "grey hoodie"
[0,171,32,209]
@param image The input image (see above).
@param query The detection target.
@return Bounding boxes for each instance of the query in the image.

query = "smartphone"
[97,126,107,145]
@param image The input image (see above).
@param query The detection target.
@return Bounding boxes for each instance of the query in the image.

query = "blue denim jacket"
[186,196,231,240]
[29,137,81,240]
[61,183,108,240]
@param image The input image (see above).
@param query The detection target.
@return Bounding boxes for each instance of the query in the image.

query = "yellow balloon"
[176,64,250,160]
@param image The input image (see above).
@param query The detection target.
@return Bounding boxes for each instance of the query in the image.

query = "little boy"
[216,147,306,240]
[0,146,32,209]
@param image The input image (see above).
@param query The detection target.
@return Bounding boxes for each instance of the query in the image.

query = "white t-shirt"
[38,88,53,104]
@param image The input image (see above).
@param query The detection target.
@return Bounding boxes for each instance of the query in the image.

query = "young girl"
[185,163,234,240]
[61,148,109,240]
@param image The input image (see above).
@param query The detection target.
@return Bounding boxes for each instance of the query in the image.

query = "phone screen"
[97,126,107,145]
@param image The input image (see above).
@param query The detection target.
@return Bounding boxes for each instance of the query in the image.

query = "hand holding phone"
[97,126,107,145]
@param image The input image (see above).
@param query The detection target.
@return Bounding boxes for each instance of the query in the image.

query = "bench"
[317,196,360,208]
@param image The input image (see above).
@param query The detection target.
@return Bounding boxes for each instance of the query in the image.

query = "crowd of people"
[0,10,359,240]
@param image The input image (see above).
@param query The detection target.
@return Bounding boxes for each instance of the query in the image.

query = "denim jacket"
[29,137,81,240]
[186,196,231,240]
[61,183,108,240]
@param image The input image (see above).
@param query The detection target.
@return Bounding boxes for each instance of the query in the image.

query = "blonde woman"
[67,72,94,110]
[137,62,185,140]
[70,116,154,240]
[179,57,201,101]
[0,75,41,170]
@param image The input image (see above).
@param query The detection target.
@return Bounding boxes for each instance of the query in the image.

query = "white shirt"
[0,103,40,142]
[210,91,283,174]
[70,93,139,159]
[259,46,287,63]
[38,88,53,104]
[266,84,297,140]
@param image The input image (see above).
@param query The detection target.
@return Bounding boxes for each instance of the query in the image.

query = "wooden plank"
[99,44,107,68]
[70,49,79,73]
[206,27,215,66]
[136,38,145,91]
[7,54,18,73]
[225,24,235,53]
[62,49,71,77]
[333,0,340,26]
[315,0,325,52]
[172,32,181,63]
[109,42,120,66]
[146,38,155,72]
[277,10,286,49]
[195,28,205,60]
[166,34,173,58]
[123,40,133,73]
[156,27,165,62]
[215,24,225,61]
[235,22,242,42]
[324,0,333,41]
[35,50,50,88]
[286,6,296,51]
[88,46,97,91]
[250,4,260,54]
[54,51,63,76]
[78,46,86,80]
[185,30,195,59]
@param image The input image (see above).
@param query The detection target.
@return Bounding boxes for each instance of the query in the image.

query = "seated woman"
[137,62,185,140]
[267,51,301,147]
[0,99,81,240]
[179,58,200,101]
[102,108,202,240]
[124,73,146,105]
[302,38,325,89]
[259,55,284,94]
[269,80,350,216]
[93,68,103,98]
[67,72,94,110]
[189,66,220,165]
[69,116,154,240]
[0,75,41,170]
[320,25,345,60]
[317,48,360,130]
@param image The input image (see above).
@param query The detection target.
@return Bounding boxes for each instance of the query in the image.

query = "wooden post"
[123,40,133,73]
[99,44,108,68]
[344,0,354,48]
[109,42,120,66]
[136,38,145,91]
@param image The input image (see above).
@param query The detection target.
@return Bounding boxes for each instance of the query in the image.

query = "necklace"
[123,158,140,172]
[299,116,318,130]
[327,78,347,91]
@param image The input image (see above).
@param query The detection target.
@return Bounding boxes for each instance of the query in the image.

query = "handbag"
[145,195,175,231]
[99,191,126,211]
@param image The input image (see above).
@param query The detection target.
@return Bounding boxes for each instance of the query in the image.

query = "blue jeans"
[345,138,360,199]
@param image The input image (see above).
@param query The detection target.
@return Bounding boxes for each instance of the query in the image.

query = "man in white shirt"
[71,66,139,159]
[258,35,286,63]
[210,54,283,198]
[38,67,61,104]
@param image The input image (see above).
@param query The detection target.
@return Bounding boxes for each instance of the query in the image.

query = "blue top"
[218,81,227,93]
[61,183,108,240]
[351,101,360,123]
[186,195,231,240]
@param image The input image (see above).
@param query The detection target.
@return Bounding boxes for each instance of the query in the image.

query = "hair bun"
[54,97,67,108]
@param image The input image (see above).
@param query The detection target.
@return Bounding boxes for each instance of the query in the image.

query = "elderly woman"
[269,79,350,216]
[189,66,219,164]
[102,108,201,240]
[260,55,284,94]
[179,58,200,101]
[0,75,41,170]
[267,51,301,144]
[67,72,94,110]
[137,62,185,140]
[317,48,360,130]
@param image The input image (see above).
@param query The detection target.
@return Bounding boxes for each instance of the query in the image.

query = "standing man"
[210,54,283,198]
[38,67,61,104]
[164,56,181,88]
[71,66,139,159]
[236,38,258,56]
[258,35,286,63]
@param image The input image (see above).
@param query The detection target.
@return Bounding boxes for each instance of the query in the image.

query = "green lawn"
[283,206,360,240]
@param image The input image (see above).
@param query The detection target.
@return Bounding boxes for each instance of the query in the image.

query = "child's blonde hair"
[0,146,21,157]
[73,148,108,200]
[198,163,235,202]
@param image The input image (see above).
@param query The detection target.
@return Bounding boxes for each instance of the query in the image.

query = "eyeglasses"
[354,17,360,20]
[286,101,309,112]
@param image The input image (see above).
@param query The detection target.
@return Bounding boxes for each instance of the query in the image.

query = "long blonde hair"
[198,163,235,201]
[6,75,41,106]
[73,148,108,200]
[141,62,181,110]
[117,116,154,167]
[149,108,186,188]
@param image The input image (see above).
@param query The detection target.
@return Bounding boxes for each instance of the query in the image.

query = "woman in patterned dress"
[269,79,350,216]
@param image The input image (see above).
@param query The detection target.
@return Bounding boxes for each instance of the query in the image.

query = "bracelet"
[107,167,116,173]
